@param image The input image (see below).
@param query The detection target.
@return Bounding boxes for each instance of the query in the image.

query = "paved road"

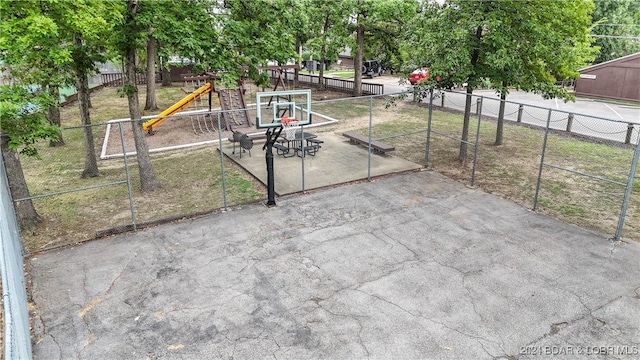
[30,171,640,359]
[363,75,640,144]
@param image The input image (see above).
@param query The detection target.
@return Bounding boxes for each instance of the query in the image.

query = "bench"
[307,138,324,147]
[342,131,395,155]
[297,144,320,157]
[273,143,295,158]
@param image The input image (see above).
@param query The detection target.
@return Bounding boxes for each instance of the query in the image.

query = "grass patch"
[313,98,373,120]
[20,84,266,253]
[351,102,639,241]
[300,69,355,78]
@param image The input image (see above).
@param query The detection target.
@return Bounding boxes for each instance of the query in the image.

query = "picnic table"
[274,132,324,158]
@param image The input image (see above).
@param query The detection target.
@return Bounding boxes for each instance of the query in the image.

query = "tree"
[66,1,124,178]
[117,0,161,192]
[136,0,220,109]
[591,0,640,64]
[2,0,123,178]
[407,0,597,159]
[0,0,73,147]
[0,86,60,230]
[307,0,347,89]
[215,0,299,87]
[481,0,597,145]
[346,0,417,97]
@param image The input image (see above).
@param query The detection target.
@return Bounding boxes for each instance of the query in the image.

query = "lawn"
[20,83,267,253]
[300,69,355,78]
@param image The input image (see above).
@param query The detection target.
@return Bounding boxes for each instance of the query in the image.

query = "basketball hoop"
[281,116,300,140]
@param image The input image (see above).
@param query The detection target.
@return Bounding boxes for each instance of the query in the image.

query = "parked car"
[409,67,429,84]
[363,60,382,78]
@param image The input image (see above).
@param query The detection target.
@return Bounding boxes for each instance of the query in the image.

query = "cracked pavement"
[29,171,640,359]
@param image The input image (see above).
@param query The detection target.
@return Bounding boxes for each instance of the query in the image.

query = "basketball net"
[281,116,300,140]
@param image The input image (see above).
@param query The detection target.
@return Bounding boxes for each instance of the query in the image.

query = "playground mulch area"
[100,87,345,159]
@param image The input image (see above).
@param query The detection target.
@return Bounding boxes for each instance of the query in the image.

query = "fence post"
[475,98,481,115]
[566,113,574,133]
[533,109,553,210]
[616,137,640,240]
[471,97,483,187]
[217,112,228,210]
[441,92,445,107]
[425,88,434,168]
[367,96,373,180]
[118,122,137,231]
[517,105,524,123]
[625,123,634,144]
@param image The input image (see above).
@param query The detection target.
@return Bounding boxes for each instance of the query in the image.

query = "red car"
[409,68,429,85]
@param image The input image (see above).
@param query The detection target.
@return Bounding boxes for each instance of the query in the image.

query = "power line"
[589,35,640,39]
[593,23,640,27]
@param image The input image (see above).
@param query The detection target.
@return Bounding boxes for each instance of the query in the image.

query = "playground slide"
[142,82,212,133]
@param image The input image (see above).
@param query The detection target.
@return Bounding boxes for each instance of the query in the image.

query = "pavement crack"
[378,227,420,260]
[48,333,62,358]
[517,286,638,355]
[312,297,370,357]
[358,289,505,356]
[105,252,138,295]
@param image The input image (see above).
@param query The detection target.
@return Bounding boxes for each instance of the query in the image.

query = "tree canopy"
[0,86,60,157]
[404,0,597,159]
[591,0,640,64]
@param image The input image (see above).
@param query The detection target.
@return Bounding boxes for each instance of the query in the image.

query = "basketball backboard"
[256,89,312,129]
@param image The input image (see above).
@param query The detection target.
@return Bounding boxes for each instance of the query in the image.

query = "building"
[574,52,640,102]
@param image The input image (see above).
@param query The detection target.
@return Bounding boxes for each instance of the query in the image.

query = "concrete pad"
[221,132,422,195]
[29,171,640,359]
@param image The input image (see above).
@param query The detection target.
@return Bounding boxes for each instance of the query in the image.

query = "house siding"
[574,52,640,102]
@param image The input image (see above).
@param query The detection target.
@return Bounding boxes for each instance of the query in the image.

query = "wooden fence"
[101,73,161,87]
[269,70,384,96]
[100,70,385,96]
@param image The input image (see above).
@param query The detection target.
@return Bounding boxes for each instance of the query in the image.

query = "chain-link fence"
[1,154,32,360]
[18,111,267,254]
[9,88,640,255]
[420,88,639,241]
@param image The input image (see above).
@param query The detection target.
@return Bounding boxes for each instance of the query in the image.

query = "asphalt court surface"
[29,170,640,359]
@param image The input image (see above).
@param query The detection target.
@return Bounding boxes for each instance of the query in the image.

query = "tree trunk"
[47,85,64,147]
[74,37,100,178]
[294,36,301,89]
[459,25,483,163]
[495,84,507,146]
[318,13,330,90]
[1,135,42,231]
[160,54,171,87]
[353,18,364,97]
[126,0,160,193]
[318,55,325,90]
[145,32,158,111]
[459,87,473,163]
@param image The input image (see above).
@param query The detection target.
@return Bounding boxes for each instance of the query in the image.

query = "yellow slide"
[142,82,212,133]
